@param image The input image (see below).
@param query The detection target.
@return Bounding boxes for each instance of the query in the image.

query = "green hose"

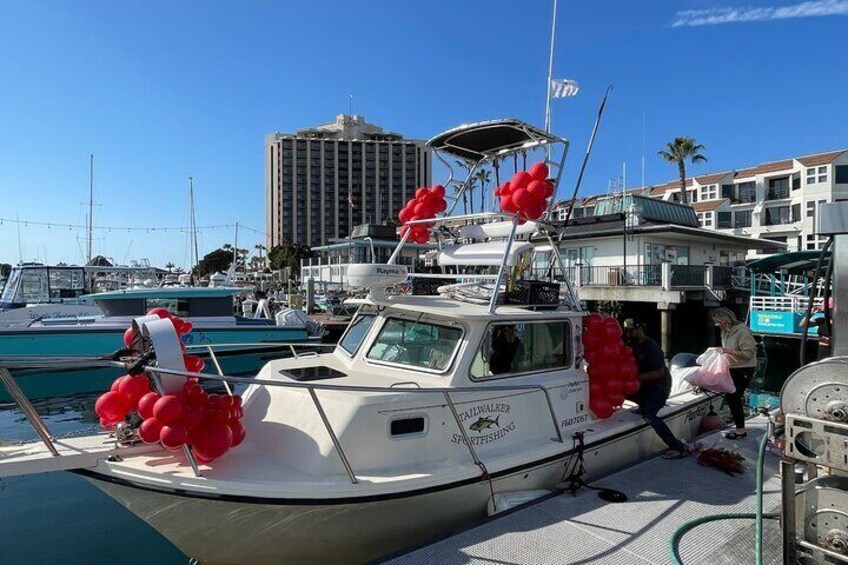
[669,432,778,565]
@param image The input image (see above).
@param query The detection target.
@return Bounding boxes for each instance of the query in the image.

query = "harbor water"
[0,393,187,565]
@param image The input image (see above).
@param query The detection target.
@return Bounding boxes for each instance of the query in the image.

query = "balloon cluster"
[581,313,640,419]
[397,185,447,243]
[495,162,555,220]
[96,309,247,463]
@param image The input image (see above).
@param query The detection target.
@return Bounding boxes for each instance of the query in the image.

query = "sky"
[0,0,846,268]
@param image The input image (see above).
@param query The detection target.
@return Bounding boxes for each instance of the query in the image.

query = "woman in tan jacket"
[712,307,758,439]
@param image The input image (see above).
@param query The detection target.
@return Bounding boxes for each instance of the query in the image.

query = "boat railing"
[0,353,566,486]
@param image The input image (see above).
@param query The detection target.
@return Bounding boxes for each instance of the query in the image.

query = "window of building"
[470,321,571,379]
[807,167,816,185]
[765,206,790,225]
[733,182,756,204]
[792,172,801,190]
[367,317,463,372]
[763,235,787,243]
[735,210,752,228]
[818,165,828,184]
[767,177,790,200]
[835,165,848,184]
[700,184,717,200]
[792,203,801,223]
[697,212,713,227]
[717,211,732,228]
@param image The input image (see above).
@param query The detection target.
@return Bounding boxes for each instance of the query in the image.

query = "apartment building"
[265,114,432,249]
[645,149,848,253]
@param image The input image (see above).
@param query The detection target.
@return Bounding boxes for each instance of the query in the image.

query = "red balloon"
[232,395,243,409]
[590,398,614,419]
[123,327,136,348]
[146,307,172,319]
[413,201,431,217]
[585,313,605,331]
[500,181,513,195]
[544,180,555,198]
[118,374,150,406]
[494,186,502,197]
[398,208,411,223]
[608,392,626,407]
[137,392,161,420]
[500,194,518,214]
[622,361,638,380]
[623,378,641,395]
[139,418,162,444]
[160,424,188,451]
[512,187,532,209]
[153,395,183,425]
[524,199,546,220]
[432,185,446,198]
[512,171,531,190]
[526,179,546,199]
[584,349,600,366]
[229,421,247,447]
[183,354,205,373]
[589,381,604,396]
[605,378,624,394]
[529,162,549,181]
[582,330,604,351]
[99,418,117,432]
[601,341,620,359]
[190,422,233,462]
[435,198,447,213]
[588,360,615,382]
[95,391,130,423]
[604,320,623,341]
[624,346,634,357]
[415,187,427,199]
[181,403,207,430]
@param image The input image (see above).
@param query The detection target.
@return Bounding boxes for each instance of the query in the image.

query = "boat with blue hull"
[0,287,313,401]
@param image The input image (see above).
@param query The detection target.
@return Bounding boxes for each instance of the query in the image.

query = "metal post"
[308,388,358,484]
[443,391,484,468]
[0,368,59,456]
[489,218,520,314]
[780,458,797,564]
[660,308,671,360]
[148,369,202,477]
[204,345,233,396]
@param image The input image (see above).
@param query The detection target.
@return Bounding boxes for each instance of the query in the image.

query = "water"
[0,394,187,565]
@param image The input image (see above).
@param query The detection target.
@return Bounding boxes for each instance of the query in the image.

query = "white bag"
[685,349,736,394]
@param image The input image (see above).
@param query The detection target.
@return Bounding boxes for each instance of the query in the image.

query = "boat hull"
[83,396,711,565]
[0,326,309,401]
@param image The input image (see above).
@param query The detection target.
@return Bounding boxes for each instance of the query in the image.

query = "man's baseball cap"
[623,318,645,329]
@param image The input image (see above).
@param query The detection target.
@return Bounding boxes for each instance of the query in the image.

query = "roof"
[692,199,728,213]
[734,159,794,179]
[85,287,244,300]
[347,295,583,321]
[555,222,786,251]
[694,172,732,185]
[648,179,692,196]
[426,119,566,162]
[797,149,846,167]
[746,250,832,275]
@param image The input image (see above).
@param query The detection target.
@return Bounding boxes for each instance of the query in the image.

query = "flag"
[550,79,579,98]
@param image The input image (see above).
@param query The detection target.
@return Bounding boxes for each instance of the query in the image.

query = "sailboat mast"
[234,222,239,273]
[87,154,94,264]
[544,0,558,133]
[189,176,199,269]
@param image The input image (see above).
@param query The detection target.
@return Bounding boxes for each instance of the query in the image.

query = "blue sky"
[0,0,845,267]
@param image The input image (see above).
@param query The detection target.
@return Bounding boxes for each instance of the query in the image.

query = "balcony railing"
[569,264,738,291]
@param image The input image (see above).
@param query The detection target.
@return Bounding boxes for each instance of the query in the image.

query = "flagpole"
[544,0,558,133]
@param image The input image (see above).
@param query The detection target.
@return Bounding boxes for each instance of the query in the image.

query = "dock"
[381,416,781,565]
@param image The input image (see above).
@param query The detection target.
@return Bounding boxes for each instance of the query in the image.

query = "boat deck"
[379,416,782,565]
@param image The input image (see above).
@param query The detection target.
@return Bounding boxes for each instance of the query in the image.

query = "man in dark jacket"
[624,319,688,460]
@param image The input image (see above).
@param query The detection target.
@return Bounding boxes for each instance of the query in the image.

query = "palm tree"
[254,244,267,260]
[475,169,492,212]
[164,262,175,273]
[454,160,472,214]
[658,137,707,205]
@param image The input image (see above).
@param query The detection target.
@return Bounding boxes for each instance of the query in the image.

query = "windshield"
[339,313,375,355]
[366,317,462,372]
[1,268,22,303]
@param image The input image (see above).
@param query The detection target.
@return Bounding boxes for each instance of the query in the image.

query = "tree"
[268,243,313,279]
[0,263,11,279]
[164,262,176,273]
[254,244,267,266]
[658,137,707,205]
[194,247,234,278]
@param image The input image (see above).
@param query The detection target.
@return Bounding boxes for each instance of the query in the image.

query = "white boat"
[0,120,710,564]
[0,263,159,327]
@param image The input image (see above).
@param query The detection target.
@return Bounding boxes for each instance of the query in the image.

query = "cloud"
[671,0,848,27]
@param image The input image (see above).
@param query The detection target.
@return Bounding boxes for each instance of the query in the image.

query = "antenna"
[16,212,22,264]
[641,112,646,189]
[87,154,94,264]
[349,94,353,116]
[544,0,558,133]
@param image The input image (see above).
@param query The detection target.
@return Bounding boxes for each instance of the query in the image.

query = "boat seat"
[438,241,533,267]
[458,220,539,240]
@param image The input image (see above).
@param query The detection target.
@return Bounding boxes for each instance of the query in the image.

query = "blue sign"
[749,311,818,335]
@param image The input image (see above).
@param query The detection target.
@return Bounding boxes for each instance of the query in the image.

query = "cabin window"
[48,269,85,298]
[16,270,49,303]
[339,313,375,355]
[389,415,427,438]
[366,317,462,372]
[145,298,190,317]
[471,321,571,380]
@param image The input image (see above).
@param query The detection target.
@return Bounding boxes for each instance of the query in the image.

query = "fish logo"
[470,415,500,433]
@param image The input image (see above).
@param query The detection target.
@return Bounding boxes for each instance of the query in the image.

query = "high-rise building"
[265,114,432,249]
